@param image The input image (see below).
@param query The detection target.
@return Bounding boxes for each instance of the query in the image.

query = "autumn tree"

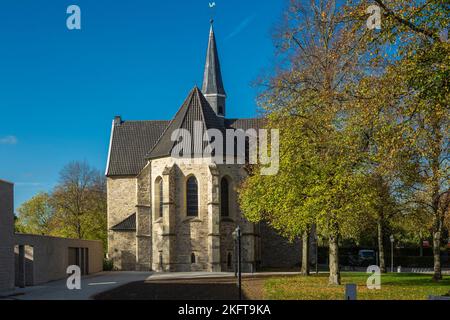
[239,0,375,284]
[347,0,449,281]
[51,161,107,246]
[14,161,107,249]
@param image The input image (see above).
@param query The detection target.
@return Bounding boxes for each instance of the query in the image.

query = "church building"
[105,22,301,272]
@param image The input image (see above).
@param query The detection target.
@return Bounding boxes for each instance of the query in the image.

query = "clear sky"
[0,0,286,209]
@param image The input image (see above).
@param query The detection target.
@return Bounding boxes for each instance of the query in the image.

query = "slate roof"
[146,86,225,160]
[202,24,226,96]
[226,118,266,131]
[105,89,266,177]
[106,119,169,176]
[111,213,136,231]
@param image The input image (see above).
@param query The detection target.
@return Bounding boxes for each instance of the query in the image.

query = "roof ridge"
[121,120,170,123]
[145,88,196,158]
[195,87,208,130]
[179,87,199,132]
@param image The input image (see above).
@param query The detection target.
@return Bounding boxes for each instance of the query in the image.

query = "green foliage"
[240,0,448,282]
[15,192,54,235]
[14,161,107,251]
[103,259,115,271]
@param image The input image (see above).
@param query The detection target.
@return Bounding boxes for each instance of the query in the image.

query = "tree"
[50,161,107,247]
[348,70,412,273]
[15,192,55,235]
[346,0,449,281]
[13,161,108,249]
[239,0,375,284]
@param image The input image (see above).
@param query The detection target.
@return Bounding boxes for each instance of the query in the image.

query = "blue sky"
[0,0,285,209]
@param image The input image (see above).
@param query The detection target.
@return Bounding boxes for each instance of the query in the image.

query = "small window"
[218,106,224,115]
[220,178,230,217]
[187,176,199,217]
[227,252,232,268]
[191,253,196,264]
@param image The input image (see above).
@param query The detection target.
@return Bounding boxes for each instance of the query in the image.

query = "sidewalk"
[1,271,152,300]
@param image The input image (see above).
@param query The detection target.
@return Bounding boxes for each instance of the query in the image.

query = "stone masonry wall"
[150,158,257,272]
[136,163,152,271]
[107,177,138,270]
[108,231,136,270]
[260,222,301,269]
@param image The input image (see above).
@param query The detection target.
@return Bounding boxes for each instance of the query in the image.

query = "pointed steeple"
[202,20,226,117]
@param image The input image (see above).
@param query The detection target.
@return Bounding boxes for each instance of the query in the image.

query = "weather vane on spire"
[209,2,216,24]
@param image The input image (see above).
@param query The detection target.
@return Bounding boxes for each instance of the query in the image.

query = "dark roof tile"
[106,120,169,176]
[111,213,136,231]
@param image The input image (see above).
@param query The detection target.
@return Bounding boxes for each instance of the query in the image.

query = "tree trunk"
[432,218,443,281]
[301,230,310,276]
[328,234,340,285]
[377,219,386,273]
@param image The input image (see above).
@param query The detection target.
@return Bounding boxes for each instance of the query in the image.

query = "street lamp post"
[232,226,242,300]
[390,235,395,273]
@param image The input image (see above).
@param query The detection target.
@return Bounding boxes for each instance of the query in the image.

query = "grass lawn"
[262,273,450,300]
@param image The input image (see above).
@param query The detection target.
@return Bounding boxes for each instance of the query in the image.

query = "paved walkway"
[1,272,152,300]
[146,271,301,281]
[2,269,448,300]
[0,271,301,300]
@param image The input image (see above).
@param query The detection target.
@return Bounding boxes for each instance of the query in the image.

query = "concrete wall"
[1,180,104,289]
[0,180,14,292]
[15,234,103,285]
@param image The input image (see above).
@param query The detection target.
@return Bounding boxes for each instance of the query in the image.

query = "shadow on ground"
[93,278,253,300]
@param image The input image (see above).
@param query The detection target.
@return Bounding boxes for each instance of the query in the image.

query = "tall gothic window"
[158,179,163,218]
[155,177,163,219]
[221,178,229,217]
[186,176,199,217]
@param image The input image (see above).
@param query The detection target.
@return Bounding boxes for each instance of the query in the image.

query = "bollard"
[344,284,357,300]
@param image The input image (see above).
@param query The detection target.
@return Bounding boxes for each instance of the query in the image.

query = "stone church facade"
[106,22,301,272]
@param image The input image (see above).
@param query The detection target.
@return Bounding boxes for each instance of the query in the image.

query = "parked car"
[357,250,377,267]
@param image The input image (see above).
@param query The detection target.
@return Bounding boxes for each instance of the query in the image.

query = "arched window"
[155,177,163,219]
[186,176,199,217]
[159,179,163,218]
[220,178,229,217]
[191,253,196,264]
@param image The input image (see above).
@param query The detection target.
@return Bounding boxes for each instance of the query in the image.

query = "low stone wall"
[0,180,14,292]
[15,234,103,286]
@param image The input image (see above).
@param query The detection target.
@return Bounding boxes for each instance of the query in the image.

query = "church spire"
[202,20,226,117]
